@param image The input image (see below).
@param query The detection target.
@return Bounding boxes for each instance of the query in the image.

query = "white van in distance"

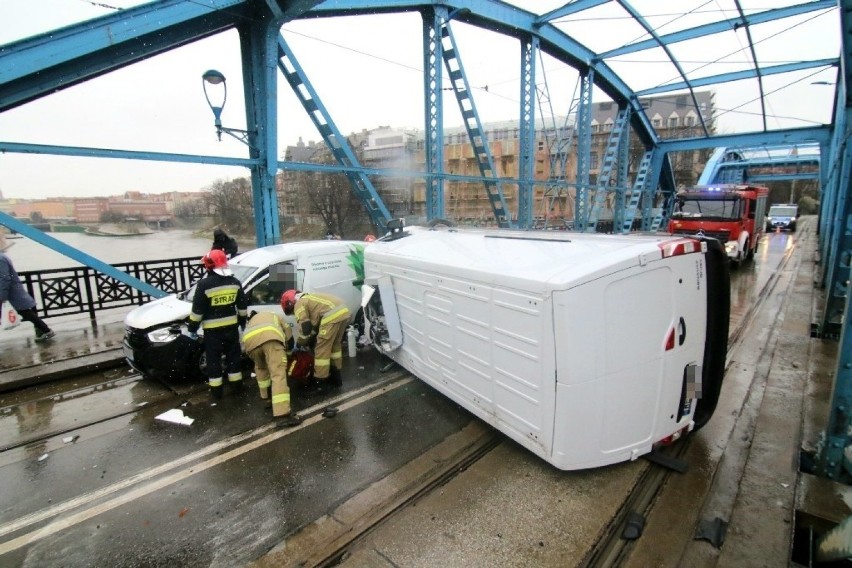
[362,223,730,470]
[123,240,367,381]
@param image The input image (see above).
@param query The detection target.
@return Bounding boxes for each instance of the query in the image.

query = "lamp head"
[202,69,226,85]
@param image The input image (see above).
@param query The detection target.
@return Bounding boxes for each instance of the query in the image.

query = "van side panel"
[373,260,554,456]
[303,251,362,321]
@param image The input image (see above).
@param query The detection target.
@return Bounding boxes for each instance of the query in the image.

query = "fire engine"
[668,184,768,265]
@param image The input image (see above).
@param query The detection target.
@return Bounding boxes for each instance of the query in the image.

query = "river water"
[4,230,217,272]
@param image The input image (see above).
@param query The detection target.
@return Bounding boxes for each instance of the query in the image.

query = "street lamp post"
[202,69,251,145]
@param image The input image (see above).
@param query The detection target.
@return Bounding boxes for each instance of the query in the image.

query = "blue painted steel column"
[423,8,445,223]
[821,109,852,333]
[574,69,593,229]
[820,122,844,286]
[818,277,852,481]
[239,19,281,248]
[518,35,538,229]
[818,139,833,246]
[613,115,630,230]
[0,213,166,298]
[642,149,666,230]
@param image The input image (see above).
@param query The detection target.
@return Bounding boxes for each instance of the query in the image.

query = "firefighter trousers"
[248,340,290,416]
[313,318,347,380]
[203,326,243,388]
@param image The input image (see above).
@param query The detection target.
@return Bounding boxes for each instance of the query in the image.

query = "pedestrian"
[187,249,248,398]
[242,310,301,427]
[0,237,55,342]
[280,289,350,389]
[211,228,238,259]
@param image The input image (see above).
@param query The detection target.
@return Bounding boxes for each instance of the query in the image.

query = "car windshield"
[673,197,742,220]
[768,206,797,217]
[178,264,259,300]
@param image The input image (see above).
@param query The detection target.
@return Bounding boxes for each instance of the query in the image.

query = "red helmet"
[280,289,298,315]
[202,249,229,270]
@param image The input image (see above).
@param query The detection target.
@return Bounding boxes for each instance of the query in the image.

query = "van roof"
[231,240,365,268]
[367,227,695,289]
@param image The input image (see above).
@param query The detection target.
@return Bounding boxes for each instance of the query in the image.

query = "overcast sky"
[0,0,839,200]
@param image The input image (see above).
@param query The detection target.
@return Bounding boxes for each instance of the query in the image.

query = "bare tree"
[204,177,254,234]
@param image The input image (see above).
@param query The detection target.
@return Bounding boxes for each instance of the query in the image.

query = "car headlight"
[724,241,738,255]
[147,326,182,344]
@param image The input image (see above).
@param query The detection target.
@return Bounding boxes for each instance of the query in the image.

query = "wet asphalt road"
[0,228,799,567]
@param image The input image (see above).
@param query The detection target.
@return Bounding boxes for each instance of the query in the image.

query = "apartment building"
[279,91,715,228]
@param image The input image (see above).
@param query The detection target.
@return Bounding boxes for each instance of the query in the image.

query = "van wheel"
[193,350,207,382]
[745,240,755,261]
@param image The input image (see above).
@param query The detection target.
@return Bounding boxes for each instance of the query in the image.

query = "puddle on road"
[0,373,170,452]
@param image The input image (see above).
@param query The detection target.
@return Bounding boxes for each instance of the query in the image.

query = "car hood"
[124,294,191,330]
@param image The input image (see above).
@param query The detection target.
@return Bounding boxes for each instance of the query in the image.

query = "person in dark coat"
[212,228,238,259]
[0,246,54,342]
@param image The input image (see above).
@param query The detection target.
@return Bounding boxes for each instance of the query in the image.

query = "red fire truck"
[668,184,769,265]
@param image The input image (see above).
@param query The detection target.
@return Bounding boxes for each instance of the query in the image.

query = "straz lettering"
[210,292,237,306]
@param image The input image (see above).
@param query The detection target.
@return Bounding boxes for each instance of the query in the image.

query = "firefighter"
[242,310,302,427]
[280,289,350,389]
[187,249,248,399]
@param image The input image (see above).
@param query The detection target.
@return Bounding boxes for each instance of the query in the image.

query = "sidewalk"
[0,307,129,392]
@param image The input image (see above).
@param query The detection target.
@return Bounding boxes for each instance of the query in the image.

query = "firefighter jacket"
[187,271,248,333]
[293,292,350,346]
[242,311,291,353]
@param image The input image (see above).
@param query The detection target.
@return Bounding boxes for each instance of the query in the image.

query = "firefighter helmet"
[281,289,298,315]
[202,249,229,270]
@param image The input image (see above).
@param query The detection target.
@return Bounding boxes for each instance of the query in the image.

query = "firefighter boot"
[328,367,343,388]
[210,383,224,400]
[275,412,303,428]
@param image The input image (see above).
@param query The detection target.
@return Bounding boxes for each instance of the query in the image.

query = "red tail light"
[665,327,676,351]
[658,238,706,258]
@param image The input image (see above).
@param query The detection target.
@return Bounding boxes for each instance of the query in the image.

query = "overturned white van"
[124,240,367,381]
[362,224,729,470]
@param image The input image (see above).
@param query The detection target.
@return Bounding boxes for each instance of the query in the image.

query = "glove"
[184,329,199,341]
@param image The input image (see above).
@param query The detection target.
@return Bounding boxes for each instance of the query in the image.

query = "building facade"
[279,91,716,230]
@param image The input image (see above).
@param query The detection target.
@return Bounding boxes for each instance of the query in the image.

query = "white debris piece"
[155,408,195,426]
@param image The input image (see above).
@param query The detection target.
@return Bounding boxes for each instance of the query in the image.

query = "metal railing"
[18,257,205,322]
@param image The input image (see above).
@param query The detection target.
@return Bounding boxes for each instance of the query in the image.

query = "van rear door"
[551,252,706,468]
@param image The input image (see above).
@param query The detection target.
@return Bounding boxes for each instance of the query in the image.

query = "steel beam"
[517,34,537,229]
[276,35,392,234]
[0,213,166,299]
[423,8,446,223]
[636,59,838,97]
[240,19,281,247]
[574,70,593,230]
[599,1,836,59]
[0,141,256,168]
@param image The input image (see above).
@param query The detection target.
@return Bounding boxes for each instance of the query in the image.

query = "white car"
[123,239,368,381]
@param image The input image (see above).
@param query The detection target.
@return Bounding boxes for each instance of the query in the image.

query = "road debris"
[155,408,194,426]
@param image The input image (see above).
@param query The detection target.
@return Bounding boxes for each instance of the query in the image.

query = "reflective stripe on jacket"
[293,292,350,344]
[188,272,248,332]
[242,312,290,352]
